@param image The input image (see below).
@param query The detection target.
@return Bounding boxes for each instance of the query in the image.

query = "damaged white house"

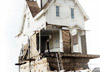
[15,0,100,72]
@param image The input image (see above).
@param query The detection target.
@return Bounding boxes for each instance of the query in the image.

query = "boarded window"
[71,8,74,19]
[72,34,78,45]
[56,6,59,17]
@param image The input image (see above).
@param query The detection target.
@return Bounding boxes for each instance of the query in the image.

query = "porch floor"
[43,52,100,71]
[44,52,100,59]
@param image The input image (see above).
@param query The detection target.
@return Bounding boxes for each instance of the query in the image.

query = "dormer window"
[71,8,74,19]
[56,6,59,17]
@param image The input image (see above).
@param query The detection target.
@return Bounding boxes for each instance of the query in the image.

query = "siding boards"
[62,30,71,53]
[81,35,87,54]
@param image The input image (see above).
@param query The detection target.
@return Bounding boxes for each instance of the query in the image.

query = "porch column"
[39,30,41,53]
[59,29,63,52]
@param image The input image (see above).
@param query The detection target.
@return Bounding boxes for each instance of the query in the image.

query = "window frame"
[71,8,74,19]
[56,6,60,17]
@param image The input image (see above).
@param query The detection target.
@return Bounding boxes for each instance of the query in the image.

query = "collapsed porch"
[16,24,100,72]
[36,24,87,54]
[18,52,100,71]
[43,52,100,71]
[36,29,61,53]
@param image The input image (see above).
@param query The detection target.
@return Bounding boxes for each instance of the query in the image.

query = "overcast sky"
[0,0,100,72]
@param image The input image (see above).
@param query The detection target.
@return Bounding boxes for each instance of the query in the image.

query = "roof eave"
[75,0,89,21]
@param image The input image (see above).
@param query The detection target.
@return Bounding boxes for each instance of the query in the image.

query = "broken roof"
[26,1,40,17]
[26,0,53,18]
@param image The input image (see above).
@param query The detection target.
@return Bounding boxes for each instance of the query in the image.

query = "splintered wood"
[20,58,53,72]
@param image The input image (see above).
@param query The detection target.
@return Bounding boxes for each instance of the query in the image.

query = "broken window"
[72,32,82,53]
[72,34,78,45]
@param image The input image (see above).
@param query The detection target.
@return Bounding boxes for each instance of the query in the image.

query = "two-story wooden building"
[16,0,100,72]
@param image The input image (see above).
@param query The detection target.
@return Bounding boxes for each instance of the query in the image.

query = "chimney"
[41,0,42,9]
[48,0,51,3]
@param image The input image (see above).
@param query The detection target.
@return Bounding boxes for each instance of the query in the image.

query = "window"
[81,35,87,54]
[73,34,78,45]
[56,6,59,17]
[71,8,74,19]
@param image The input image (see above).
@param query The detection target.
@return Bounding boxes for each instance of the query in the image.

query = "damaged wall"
[62,30,71,53]
[20,58,52,72]
[30,34,39,59]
